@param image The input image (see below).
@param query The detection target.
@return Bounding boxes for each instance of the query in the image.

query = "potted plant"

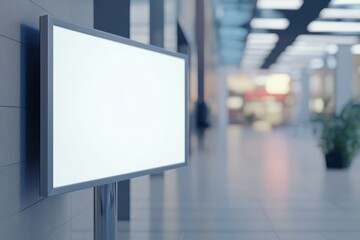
[317,101,360,169]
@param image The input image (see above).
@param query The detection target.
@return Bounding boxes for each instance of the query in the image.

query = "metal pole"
[94,0,131,222]
[94,183,117,240]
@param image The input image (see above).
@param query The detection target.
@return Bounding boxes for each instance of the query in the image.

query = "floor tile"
[266,209,360,220]
[119,219,273,231]
[133,209,268,221]
[184,232,236,240]
[277,232,325,240]
[114,126,360,238]
[134,232,183,240]
[322,232,360,240]
[234,232,279,240]
[271,219,360,231]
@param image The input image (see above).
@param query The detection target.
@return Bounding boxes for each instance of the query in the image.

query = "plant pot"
[325,151,351,169]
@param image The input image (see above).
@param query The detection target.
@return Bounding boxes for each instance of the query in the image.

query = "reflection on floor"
[78,125,360,240]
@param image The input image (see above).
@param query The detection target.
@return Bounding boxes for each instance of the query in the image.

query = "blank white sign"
[52,25,186,188]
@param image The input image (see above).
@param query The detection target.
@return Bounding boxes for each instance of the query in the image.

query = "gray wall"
[0,0,94,239]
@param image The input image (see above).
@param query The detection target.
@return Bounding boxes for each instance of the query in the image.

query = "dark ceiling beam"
[262,0,331,68]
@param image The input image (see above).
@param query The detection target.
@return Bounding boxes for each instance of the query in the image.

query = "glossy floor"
[81,125,360,239]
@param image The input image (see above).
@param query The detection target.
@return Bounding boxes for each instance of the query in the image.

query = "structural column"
[217,67,228,149]
[299,68,311,123]
[150,0,164,48]
[94,0,130,37]
[150,0,165,177]
[335,45,353,113]
[195,0,209,128]
[94,0,131,223]
[217,67,228,130]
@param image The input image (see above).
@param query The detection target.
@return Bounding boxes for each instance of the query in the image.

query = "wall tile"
[0,107,22,167]
[0,0,94,239]
[30,0,93,27]
[0,37,22,106]
[0,0,46,42]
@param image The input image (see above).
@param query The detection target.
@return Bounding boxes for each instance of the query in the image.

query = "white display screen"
[41,16,187,196]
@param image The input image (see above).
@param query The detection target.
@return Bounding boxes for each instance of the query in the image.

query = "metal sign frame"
[40,15,189,197]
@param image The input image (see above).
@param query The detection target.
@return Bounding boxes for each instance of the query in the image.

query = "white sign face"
[41,16,187,196]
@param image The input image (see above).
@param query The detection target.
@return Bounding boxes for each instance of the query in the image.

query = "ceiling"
[216,0,360,72]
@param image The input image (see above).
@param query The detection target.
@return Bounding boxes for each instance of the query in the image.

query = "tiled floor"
[77,125,360,239]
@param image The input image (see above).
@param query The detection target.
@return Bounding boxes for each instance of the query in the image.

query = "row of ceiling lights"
[241,0,360,72]
[250,17,360,32]
[240,33,278,69]
[251,4,360,31]
[271,35,358,72]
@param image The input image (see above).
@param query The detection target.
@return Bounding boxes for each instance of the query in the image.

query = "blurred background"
[4,0,360,239]
[130,0,360,133]
[167,0,360,133]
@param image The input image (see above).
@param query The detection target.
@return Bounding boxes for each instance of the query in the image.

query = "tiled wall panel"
[0,0,94,239]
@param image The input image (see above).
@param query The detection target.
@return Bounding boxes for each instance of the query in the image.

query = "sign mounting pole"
[93,1,130,238]
[94,183,117,240]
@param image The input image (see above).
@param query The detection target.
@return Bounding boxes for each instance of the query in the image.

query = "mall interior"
[3,0,360,239]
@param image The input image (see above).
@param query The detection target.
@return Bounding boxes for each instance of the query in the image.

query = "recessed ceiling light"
[277,62,308,69]
[292,41,329,51]
[278,55,311,61]
[285,51,325,56]
[320,8,360,19]
[244,49,272,55]
[241,59,265,65]
[250,18,290,30]
[257,0,303,10]
[287,45,327,52]
[246,47,274,53]
[331,0,360,6]
[245,44,276,50]
[240,64,261,69]
[242,56,264,61]
[286,44,327,53]
[247,39,278,44]
[308,21,360,32]
[326,56,337,68]
[351,44,360,54]
[240,60,262,65]
[243,54,267,59]
[296,34,359,44]
[326,44,339,54]
[309,58,325,69]
[247,33,279,43]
